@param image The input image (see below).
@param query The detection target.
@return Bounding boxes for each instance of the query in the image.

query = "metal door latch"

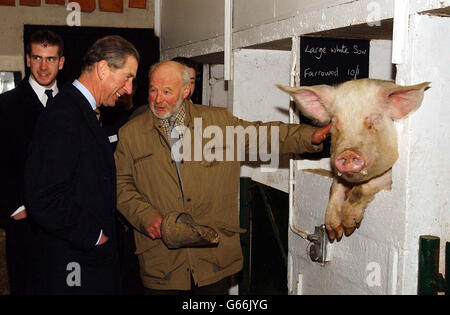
[307,225,329,265]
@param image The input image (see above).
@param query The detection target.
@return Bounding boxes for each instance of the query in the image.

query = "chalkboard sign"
[300,36,370,86]
[299,37,370,158]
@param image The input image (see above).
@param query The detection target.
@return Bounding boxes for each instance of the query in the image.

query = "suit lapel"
[20,77,44,111]
[15,78,45,135]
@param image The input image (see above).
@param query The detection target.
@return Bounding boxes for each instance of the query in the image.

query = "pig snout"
[335,149,365,174]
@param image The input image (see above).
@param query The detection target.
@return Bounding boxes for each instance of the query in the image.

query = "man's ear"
[182,84,190,99]
[26,54,31,68]
[96,60,109,80]
[58,56,65,70]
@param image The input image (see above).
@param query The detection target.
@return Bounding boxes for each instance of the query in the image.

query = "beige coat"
[114,100,323,290]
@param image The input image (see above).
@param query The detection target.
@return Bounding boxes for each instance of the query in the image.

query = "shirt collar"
[72,79,97,111]
[28,75,58,107]
[158,102,186,137]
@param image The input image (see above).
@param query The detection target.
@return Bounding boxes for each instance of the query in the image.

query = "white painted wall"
[161,0,360,53]
[396,13,450,294]
[0,1,154,74]
[161,0,397,60]
[369,40,394,81]
[232,49,292,192]
[160,0,449,61]
[203,49,293,191]
[161,0,223,50]
[233,0,353,32]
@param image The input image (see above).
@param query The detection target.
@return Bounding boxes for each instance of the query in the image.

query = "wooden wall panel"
[76,0,96,12]
[129,0,146,9]
[0,0,15,6]
[45,0,65,4]
[99,0,123,13]
[20,0,41,6]
[0,0,16,7]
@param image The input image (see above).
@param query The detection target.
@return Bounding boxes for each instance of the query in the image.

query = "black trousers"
[29,230,121,295]
[5,217,36,295]
[144,275,231,295]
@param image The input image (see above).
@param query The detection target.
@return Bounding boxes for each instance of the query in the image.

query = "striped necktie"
[94,107,101,121]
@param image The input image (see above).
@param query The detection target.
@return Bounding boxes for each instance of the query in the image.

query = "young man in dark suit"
[24,35,139,294]
[0,29,65,295]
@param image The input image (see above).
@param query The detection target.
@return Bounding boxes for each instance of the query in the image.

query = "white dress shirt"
[28,75,58,107]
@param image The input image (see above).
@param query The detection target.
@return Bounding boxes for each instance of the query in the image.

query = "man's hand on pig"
[311,122,332,144]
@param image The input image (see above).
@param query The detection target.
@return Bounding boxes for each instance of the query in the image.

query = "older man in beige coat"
[114,60,330,294]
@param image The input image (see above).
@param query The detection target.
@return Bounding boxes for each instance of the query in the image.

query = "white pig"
[278,79,430,241]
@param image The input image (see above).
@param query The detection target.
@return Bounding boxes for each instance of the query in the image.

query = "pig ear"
[277,84,334,126]
[385,82,430,119]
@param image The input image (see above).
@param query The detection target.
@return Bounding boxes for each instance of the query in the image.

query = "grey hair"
[149,60,191,87]
[81,35,140,73]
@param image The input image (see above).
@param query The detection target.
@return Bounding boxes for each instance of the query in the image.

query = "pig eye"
[365,115,381,130]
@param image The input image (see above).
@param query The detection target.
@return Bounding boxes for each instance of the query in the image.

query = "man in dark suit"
[24,35,139,294]
[0,29,65,295]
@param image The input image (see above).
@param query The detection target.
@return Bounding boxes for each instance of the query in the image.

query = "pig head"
[278,79,429,241]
